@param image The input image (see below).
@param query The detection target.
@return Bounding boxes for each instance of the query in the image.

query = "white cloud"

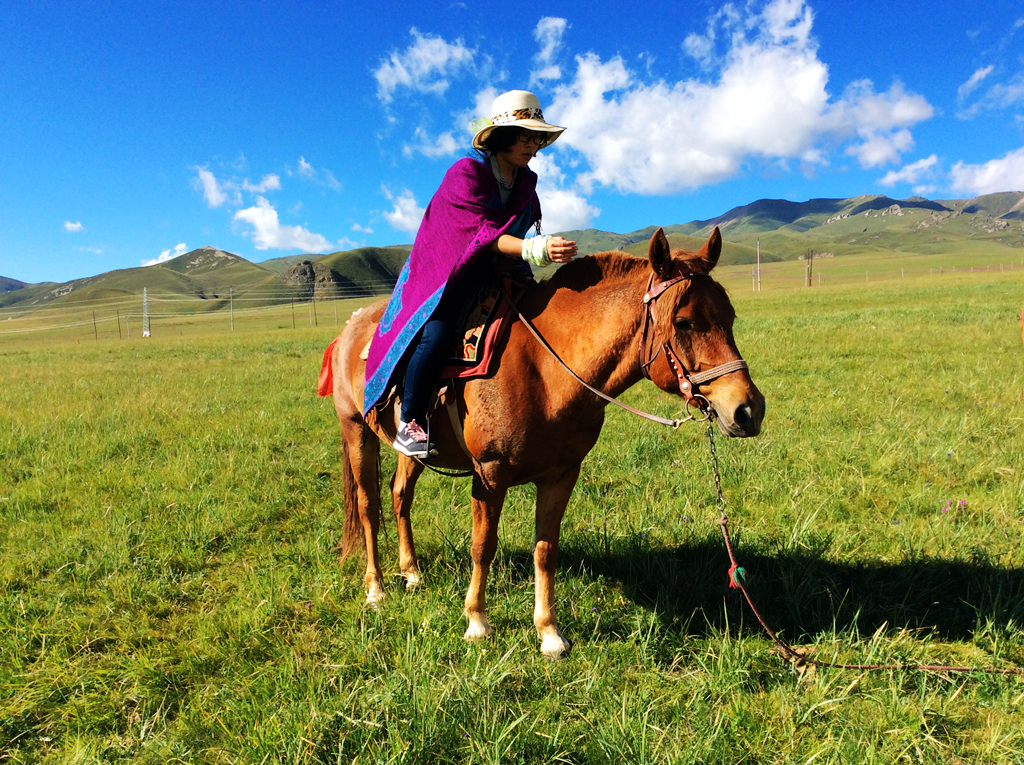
[833,80,933,167]
[958,66,995,101]
[547,0,932,194]
[242,174,281,193]
[403,127,460,158]
[63,221,84,232]
[845,128,914,168]
[295,156,341,189]
[382,187,425,234]
[531,17,568,85]
[234,197,334,252]
[193,166,243,208]
[950,147,1024,195]
[878,155,939,187]
[352,222,374,234]
[142,243,187,267]
[959,71,1024,118]
[530,153,600,233]
[374,28,475,103]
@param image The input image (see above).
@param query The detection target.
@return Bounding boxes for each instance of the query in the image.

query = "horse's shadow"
[498,534,1024,643]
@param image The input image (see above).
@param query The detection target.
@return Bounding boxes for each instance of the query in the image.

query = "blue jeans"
[400,296,460,425]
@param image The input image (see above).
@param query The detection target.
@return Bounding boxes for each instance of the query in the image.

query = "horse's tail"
[337,434,365,562]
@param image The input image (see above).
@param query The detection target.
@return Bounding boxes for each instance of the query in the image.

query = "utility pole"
[756,239,761,292]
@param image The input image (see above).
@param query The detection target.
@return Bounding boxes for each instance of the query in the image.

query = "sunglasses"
[517,131,549,147]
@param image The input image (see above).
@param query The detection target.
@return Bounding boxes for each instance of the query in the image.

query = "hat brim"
[472,119,566,150]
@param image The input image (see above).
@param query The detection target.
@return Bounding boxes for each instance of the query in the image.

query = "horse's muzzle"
[712,384,765,438]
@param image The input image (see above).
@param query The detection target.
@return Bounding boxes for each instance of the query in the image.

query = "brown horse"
[324,227,764,658]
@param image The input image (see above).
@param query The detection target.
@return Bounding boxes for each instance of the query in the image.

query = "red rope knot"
[727,562,747,589]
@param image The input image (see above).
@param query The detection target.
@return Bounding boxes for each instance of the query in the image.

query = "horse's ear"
[694,226,722,273]
[648,227,673,280]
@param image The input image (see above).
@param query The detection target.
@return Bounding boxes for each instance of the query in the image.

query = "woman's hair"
[480,126,522,154]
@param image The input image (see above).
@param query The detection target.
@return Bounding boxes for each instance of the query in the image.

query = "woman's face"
[497,129,548,169]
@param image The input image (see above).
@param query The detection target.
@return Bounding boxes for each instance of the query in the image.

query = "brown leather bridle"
[639,269,749,410]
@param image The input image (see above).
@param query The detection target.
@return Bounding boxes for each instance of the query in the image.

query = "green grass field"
[2,265,1024,763]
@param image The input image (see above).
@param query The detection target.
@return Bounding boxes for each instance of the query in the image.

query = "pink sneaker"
[394,419,433,457]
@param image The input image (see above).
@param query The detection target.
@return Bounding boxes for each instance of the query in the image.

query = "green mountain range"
[3,191,1022,314]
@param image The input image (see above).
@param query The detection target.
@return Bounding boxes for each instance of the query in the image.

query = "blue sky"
[2,0,1023,284]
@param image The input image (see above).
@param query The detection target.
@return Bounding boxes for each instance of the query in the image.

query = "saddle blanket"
[438,274,520,379]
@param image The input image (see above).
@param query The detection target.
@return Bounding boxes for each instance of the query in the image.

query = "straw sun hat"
[470,90,566,150]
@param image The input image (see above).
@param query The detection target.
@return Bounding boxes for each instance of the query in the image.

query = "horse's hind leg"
[339,418,386,605]
[390,455,424,589]
[464,475,507,641]
[533,465,580,659]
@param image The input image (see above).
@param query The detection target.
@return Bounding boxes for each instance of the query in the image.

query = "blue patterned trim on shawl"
[378,260,411,335]
[363,282,446,415]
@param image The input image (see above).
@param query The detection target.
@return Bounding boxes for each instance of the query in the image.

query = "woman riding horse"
[323,222,765,658]
[364,89,578,457]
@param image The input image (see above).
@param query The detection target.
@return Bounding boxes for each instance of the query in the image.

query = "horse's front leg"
[390,455,424,589]
[464,475,507,641]
[533,465,581,659]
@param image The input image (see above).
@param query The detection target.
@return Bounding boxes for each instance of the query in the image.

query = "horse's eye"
[674,317,692,331]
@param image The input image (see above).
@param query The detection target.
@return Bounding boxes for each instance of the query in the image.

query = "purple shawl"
[363,156,541,415]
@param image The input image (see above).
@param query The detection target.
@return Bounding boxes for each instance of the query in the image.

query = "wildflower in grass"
[959,499,967,509]
[892,519,901,525]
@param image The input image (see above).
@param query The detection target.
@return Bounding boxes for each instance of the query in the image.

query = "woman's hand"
[546,236,578,263]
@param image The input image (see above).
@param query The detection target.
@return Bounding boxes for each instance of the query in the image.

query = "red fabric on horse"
[317,337,339,397]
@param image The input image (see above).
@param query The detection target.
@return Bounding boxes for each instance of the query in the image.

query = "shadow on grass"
[553,534,1024,643]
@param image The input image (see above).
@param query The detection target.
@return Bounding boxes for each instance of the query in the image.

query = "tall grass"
[2,271,1023,763]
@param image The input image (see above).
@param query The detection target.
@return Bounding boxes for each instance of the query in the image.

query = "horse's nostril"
[734,404,752,427]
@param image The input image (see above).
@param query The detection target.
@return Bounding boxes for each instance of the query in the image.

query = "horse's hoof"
[540,632,572,659]
[464,619,494,641]
[365,588,385,609]
[404,572,422,590]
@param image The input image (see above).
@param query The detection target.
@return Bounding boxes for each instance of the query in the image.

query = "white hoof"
[366,586,385,608]
[404,571,421,590]
[464,618,494,642]
[540,631,572,659]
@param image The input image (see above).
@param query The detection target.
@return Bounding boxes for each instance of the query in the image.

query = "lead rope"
[708,423,1024,677]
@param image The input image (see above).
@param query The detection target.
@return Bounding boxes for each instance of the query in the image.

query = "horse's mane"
[544,250,647,293]
[536,247,730,310]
